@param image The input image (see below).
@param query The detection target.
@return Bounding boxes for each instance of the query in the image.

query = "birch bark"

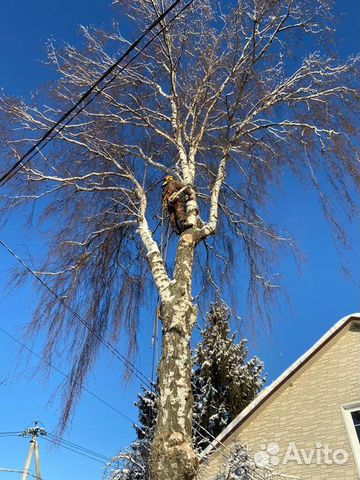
[150,230,201,480]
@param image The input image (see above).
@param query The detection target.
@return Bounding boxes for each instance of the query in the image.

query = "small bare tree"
[0,1,358,478]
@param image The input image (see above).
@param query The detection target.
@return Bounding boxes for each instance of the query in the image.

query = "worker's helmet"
[162,175,174,187]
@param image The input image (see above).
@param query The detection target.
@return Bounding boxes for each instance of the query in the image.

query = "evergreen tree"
[108,302,265,478]
[107,386,156,480]
[193,302,266,450]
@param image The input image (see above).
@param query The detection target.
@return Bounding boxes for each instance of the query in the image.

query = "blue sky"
[0,1,359,479]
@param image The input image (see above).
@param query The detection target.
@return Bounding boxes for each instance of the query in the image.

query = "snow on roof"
[201,312,360,457]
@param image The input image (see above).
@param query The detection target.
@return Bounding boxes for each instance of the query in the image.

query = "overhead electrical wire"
[0,0,195,189]
[0,424,112,468]
[46,432,111,463]
[0,469,44,480]
[0,238,152,389]
[46,422,230,468]
[39,434,111,465]
[0,326,137,426]
[40,436,109,465]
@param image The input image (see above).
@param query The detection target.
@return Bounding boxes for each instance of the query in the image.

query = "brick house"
[198,313,360,480]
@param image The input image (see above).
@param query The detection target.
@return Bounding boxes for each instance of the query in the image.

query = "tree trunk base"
[150,432,198,480]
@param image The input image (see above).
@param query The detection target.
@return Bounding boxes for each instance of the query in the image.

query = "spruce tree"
[107,386,156,480]
[193,302,266,450]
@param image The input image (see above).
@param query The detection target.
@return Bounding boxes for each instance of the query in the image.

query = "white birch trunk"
[150,230,201,480]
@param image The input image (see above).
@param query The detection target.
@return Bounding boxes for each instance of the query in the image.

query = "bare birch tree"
[0,0,358,478]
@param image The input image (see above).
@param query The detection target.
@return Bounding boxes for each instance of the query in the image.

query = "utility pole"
[21,421,46,480]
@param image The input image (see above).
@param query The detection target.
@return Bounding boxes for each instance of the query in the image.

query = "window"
[342,402,360,475]
[351,410,360,443]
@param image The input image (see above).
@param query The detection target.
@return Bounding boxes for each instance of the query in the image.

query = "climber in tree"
[162,176,192,234]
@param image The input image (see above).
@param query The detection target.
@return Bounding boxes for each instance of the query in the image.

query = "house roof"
[201,312,360,457]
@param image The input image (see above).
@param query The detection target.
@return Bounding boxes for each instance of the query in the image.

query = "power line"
[0,0,195,189]
[0,0,181,186]
[46,433,110,463]
[0,326,137,427]
[0,238,152,389]
[19,422,111,466]
[40,436,108,465]
[0,469,43,479]
[0,422,112,470]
